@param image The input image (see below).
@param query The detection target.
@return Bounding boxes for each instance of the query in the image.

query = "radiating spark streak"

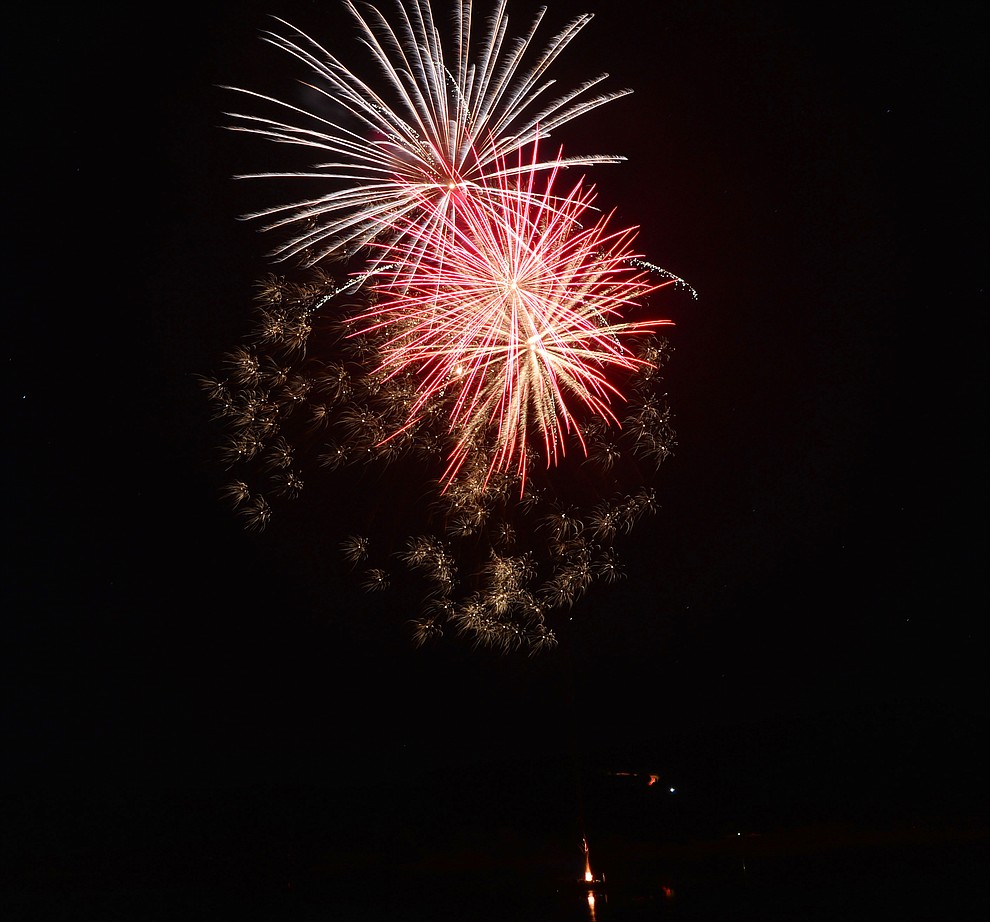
[225,0,631,265]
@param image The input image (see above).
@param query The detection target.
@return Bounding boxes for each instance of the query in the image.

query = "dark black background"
[5,0,986,913]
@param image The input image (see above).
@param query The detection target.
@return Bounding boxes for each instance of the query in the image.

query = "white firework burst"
[224,0,631,266]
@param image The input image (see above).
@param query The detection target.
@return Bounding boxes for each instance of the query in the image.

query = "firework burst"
[225,0,630,265]
[208,0,695,653]
[357,149,676,486]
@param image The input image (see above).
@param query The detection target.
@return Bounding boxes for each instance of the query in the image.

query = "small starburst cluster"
[206,0,694,652]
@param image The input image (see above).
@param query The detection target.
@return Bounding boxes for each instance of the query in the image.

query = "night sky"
[6,0,986,915]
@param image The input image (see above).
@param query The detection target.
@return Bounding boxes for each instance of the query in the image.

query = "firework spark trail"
[354,149,675,486]
[225,0,630,265]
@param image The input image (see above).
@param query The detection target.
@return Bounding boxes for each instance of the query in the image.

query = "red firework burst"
[354,150,677,486]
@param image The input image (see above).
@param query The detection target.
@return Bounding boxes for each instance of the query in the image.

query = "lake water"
[9,835,988,921]
[6,760,988,921]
